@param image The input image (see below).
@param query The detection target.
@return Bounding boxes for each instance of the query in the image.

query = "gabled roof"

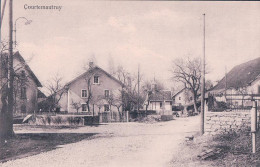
[37,89,47,98]
[150,90,172,101]
[172,88,186,98]
[14,52,42,87]
[2,52,42,87]
[66,65,124,87]
[212,57,260,91]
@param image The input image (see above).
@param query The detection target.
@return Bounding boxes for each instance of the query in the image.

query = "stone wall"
[205,111,260,135]
[33,115,85,126]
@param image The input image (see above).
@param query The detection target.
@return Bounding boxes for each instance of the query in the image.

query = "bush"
[161,115,173,121]
[84,116,99,125]
[53,116,62,124]
[172,106,184,111]
[47,116,51,125]
[129,110,157,119]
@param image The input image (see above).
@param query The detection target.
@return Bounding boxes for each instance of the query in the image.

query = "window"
[81,90,87,98]
[160,102,163,108]
[21,87,26,99]
[179,97,181,100]
[104,104,109,111]
[21,105,26,113]
[258,85,260,94]
[104,90,110,98]
[82,104,87,111]
[21,70,26,78]
[94,76,99,84]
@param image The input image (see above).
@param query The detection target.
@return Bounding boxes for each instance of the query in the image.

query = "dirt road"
[2,116,199,167]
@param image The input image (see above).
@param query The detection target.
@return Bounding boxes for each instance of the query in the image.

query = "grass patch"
[171,130,260,167]
[0,132,97,163]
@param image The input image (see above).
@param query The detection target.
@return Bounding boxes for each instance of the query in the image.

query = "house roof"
[172,88,186,98]
[66,65,124,87]
[150,90,172,101]
[2,52,42,87]
[38,89,47,98]
[13,52,42,87]
[212,57,260,91]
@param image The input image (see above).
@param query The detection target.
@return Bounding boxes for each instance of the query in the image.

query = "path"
[2,116,200,167]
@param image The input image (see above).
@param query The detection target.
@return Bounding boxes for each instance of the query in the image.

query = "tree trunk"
[110,105,113,120]
[145,104,148,117]
[193,93,198,113]
[117,107,122,121]
[0,93,14,140]
[92,104,94,116]
[87,102,90,113]
[0,112,13,141]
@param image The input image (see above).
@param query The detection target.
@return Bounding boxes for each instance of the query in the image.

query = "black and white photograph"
[0,1,260,166]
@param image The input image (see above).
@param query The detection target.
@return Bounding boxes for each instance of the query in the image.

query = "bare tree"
[236,85,248,108]
[102,89,124,120]
[95,95,105,113]
[0,41,33,139]
[0,41,11,140]
[71,100,81,114]
[45,74,68,112]
[111,90,124,112]
[112,65,146,111]
[114,65,131,86]
[205,79,214,91]
[171,57,203,113]
[83,64,97,112]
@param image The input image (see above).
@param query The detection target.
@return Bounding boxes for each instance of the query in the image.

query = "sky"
[1,1,260,91]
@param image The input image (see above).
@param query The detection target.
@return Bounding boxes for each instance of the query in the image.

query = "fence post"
[251,101,257,153]
[204,99,208,129]
[99,113,102,123]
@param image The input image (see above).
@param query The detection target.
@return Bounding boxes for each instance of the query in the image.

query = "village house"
[1,52,43,114]
[58,62,124,114]
[172,87,194,107]
[209,57,260,107]
[145,82,173,114]
[37,89,47,103]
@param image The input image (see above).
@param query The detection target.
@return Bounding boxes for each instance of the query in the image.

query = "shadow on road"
[0,133,98,163]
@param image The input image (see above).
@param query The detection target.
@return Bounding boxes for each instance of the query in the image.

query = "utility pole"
[200,13,206,135]
[0,0,2,88]
[7,0,14,135]
[1,0,7,27]
[0,0,1,38]
[225,66,227,98]
[137,64,140,114]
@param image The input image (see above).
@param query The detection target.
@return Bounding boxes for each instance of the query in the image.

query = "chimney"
[89,62,94,69]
